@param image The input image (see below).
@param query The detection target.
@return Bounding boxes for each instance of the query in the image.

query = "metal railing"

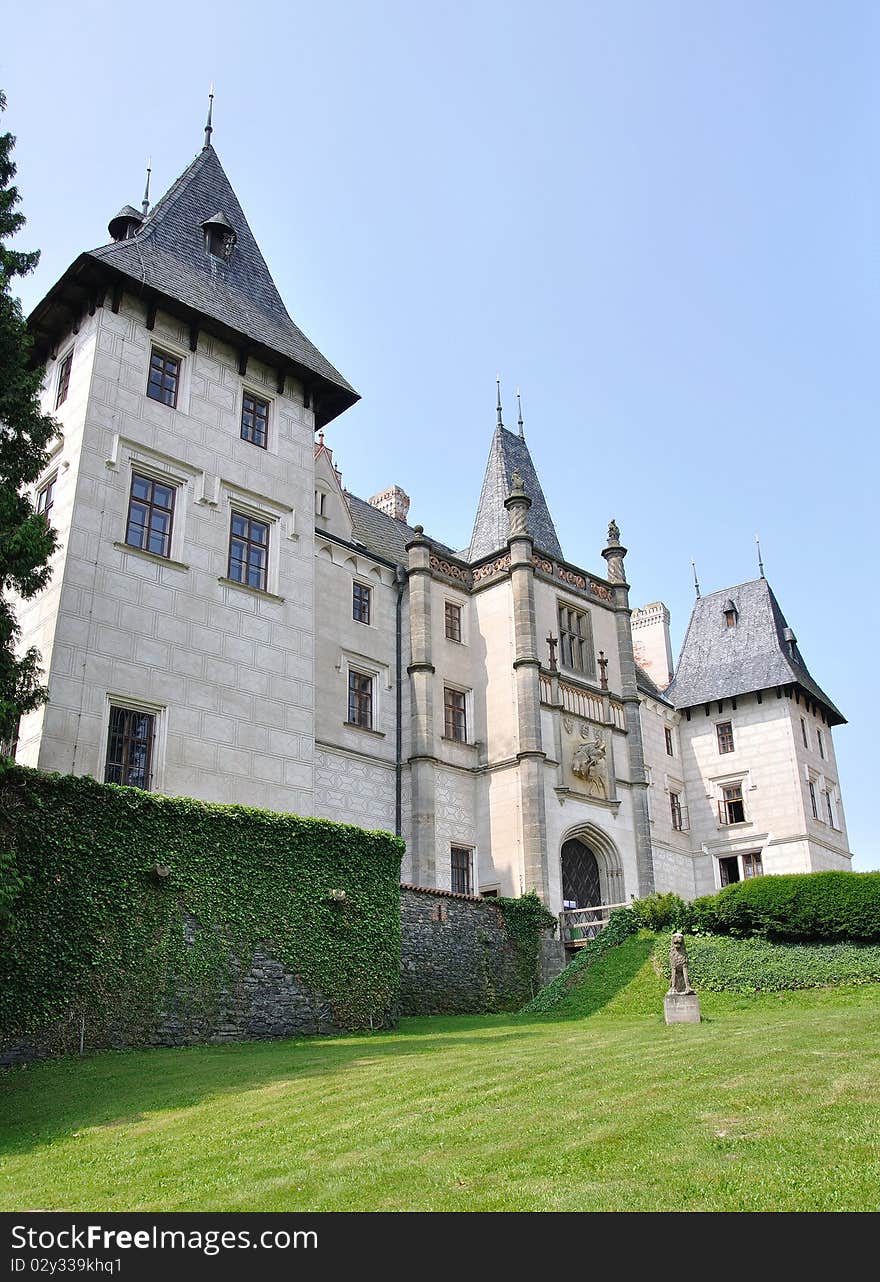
[559,901,629,947]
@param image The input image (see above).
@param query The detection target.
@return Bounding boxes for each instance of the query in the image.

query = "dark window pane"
[228,513,269,591]
[451,846,472,895]
[147,350,180,407]
[55,351,73,409]
[105,706,154,790]
[126,474,175,558]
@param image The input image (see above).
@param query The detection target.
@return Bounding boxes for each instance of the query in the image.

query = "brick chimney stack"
[369,485,411,522]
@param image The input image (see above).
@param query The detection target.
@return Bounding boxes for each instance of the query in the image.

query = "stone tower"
[18,136,356,811]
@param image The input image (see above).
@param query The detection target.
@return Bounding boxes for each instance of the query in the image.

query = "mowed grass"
[2,938,879,1212]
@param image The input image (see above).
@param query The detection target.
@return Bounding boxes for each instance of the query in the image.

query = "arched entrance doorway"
[561,837,601,911]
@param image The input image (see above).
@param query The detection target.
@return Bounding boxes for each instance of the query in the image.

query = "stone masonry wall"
[399,885,549,1015]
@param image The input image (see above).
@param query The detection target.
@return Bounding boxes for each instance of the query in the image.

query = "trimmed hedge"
[631,892,693,932]
[0,762,404,1053]
[691,872,880,943]
[656,930,880,992]
[519,907,639,1014]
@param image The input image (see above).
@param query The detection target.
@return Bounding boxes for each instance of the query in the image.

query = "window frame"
[240,390,270,450]
[146,347,182,408]
[669,790,684,832]
[347,668,374,730]
[55,349,73,409]
[664,726,674,757]
[557,601,596,678]
[444,600,463,644]
[716,720,735,754]
[104,704,156,791]
[352,580,372,626]
[36,475,56,524]
[817,729,826,760]
[808,778,819,819]
[450,845,474,896]
[741,852,763,879]
[227,510,270,593]
[719,781,746,826]
[444,685,468,744]
[125,471,176,560]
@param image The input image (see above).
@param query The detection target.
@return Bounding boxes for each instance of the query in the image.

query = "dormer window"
[723,598,738,628]
[200,211,236,263]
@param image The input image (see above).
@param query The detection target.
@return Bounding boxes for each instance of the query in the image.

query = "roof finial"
[756,534,765,579]
[141,157,152,218]
[516,388,524,438]
[692,560,701,598]
[496,375,504,429]
[203,83,214,150]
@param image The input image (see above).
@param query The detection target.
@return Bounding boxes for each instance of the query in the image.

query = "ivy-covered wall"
[0,763,404,1063]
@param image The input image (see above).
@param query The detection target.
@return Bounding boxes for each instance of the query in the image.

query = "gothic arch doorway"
[561,838,601,910]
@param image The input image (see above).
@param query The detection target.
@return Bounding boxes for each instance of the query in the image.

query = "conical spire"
[466,388,562,561]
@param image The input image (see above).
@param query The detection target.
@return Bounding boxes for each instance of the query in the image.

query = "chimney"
[631,601,674,688]
[369,485,411,523]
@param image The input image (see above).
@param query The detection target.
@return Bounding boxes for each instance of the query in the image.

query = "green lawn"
[3,939,879,1212]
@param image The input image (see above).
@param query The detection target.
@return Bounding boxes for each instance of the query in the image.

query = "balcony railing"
[559,901,629,948]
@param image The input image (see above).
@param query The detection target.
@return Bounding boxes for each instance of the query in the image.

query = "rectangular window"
[37,477,56,524]
[670,791,685,831]
[315,490,326,516]
[809,779,819,819]
[444,687,467,742]
[817,729,825,760]
[347,670,373,729]
[451,846,472,896]
[55,350,73,409]
[801,717,809,749]
[352,582,372,625]
[228,512,269,591]
[104,706,154,790]
[664,726,674,756]
[445,601,462,643]
[825,790,834,827]
[742,852,763,879]
[126,472,175,558]
[719,782,745,825]
[558,604,595,676]
[241,392,269,449]
[716,721,734,754]
[146,348,181,407]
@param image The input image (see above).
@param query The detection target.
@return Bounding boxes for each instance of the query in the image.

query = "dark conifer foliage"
[0,90,57,743]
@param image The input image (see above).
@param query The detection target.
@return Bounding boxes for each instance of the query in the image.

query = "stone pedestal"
[664,991,701,1024]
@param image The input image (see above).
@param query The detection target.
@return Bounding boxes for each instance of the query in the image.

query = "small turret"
[107,206,143,242]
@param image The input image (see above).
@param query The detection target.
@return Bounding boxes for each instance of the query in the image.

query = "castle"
[14,128,851,929]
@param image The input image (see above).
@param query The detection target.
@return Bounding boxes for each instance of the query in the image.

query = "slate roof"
[636,664,673,706]
[465,426,563,562]
[665,578,845,724]
[29,146,357,427]
[344,493,457,566]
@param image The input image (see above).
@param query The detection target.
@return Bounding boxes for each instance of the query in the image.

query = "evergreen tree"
[0,90,57,745]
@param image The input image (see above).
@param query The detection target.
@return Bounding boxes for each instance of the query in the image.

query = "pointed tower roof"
[466,423,563,562]
[666,577,845,725]
[29,146,357,427]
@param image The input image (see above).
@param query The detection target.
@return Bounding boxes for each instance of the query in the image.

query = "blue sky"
[3,1,878,868]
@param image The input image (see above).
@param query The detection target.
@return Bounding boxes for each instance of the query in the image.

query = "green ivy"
[654,930,880,992]
[493,891,558,1001]
[518,907,639,1014]
[0,762,404,1053]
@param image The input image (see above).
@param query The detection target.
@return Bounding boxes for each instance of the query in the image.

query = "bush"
[0,762,404,1052]
[690,872,880,943]
[519,907,639,1014]
[631,892,693,932]
[655,930,880,992]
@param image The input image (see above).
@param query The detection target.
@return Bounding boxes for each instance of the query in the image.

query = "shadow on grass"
[537,934,661,1020]
[0,1014,568,1159]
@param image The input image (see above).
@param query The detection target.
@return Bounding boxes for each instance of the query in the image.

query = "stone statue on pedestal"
[663,931,701,1024]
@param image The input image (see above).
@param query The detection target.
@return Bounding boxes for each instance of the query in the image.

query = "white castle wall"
[18,297,317,815]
